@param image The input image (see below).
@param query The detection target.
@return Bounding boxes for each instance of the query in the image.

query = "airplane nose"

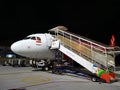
[10,41,22,54]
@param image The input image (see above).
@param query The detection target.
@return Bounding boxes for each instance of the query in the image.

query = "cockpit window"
[36,37,41,43]
[23,36,41,43]
[24,37,31,39]
[36,37,41,40]
[31,37,36,40]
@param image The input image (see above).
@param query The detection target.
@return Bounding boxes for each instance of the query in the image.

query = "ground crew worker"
[29,59,33,66]
[18,59,21,66]
[32,60,36,68]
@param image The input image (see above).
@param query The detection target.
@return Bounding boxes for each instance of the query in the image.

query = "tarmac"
[0,65,120,90]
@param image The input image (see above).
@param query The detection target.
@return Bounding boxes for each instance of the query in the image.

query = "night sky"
[0,1,120,47]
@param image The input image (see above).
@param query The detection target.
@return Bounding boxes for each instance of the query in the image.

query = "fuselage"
[10,33,55,60]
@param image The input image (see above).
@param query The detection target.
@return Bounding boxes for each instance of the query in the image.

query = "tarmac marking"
[11,79,89,90]
[21,75,51,85]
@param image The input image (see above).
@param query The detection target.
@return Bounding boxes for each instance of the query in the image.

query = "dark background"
[0,0,120,47]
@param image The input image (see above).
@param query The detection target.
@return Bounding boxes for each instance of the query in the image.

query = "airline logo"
[110,34,116,47]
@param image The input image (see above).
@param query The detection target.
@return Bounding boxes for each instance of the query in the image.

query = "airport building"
[0,46,30,67]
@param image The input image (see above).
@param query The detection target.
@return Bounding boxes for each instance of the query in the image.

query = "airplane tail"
[110,34,116,47]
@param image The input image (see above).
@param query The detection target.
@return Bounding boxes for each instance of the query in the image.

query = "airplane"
[10,26,70,70]
[10,26,72,70]
[10,26,68,61]
[10,33,56,60]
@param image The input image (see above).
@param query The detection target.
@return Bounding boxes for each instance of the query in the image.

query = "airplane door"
[45,34,52,47]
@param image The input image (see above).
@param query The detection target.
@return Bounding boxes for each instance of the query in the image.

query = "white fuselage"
[10,33,55,60]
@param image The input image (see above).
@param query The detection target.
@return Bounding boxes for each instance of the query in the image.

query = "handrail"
[49,26,115,69]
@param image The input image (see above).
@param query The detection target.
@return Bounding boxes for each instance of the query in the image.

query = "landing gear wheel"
[91,77,97,82]
[44,67,49,71]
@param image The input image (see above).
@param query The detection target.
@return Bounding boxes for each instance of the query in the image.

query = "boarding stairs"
[49,26,118,83]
